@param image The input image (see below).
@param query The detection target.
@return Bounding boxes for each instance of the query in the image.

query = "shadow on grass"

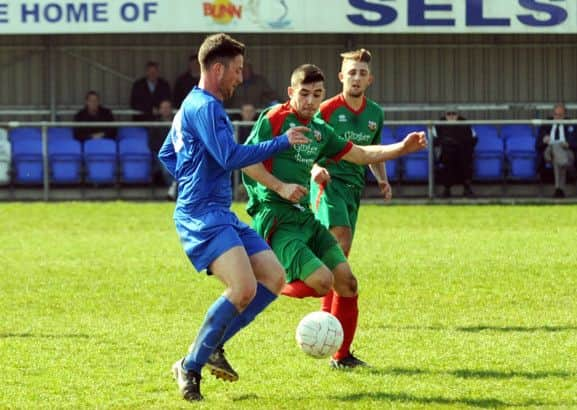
[451,369,573,379]
[379,324,577,333]
[0,332,90,339]
[455,325,577,333]
[232,393,259,401]
[331,391,508,408]
[366,367,574,380]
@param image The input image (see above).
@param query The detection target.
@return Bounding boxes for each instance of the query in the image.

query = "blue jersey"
[158,87,290,217]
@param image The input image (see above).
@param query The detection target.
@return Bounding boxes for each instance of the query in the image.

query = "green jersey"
[243,101,353,216]
[315,94,384,188]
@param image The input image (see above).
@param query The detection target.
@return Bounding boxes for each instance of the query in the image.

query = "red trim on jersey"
[319,94,367,121]
[314,181,327,211]
[266,101,312,136]
[330,140,354,162]
[265,217,278,245]
[265,103,291,137]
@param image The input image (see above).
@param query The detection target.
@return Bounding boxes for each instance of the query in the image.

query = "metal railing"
[2,118,573,201]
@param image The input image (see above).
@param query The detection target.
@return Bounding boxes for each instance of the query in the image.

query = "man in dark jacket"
[130,61,171,121]
[173,54,200,109]
[536,103,577,198]
[73,90,115,141]
[434,109,476,197]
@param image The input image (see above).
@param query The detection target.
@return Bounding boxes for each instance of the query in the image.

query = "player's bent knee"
[305,272,333,296]
[334,272,358,296]
[229,283,257,309]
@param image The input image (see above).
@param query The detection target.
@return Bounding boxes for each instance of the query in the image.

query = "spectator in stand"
[225,61,279,110]
[434,108,476,198]
[536,103,577,198]
[173,54,201,109]
[236,103,258,144]
[148,99,177,199]
[73,90,116,142]
[130,61,171,121]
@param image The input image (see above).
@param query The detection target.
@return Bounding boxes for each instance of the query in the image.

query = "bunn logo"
[203,0,242,24]
[346,0,568,28]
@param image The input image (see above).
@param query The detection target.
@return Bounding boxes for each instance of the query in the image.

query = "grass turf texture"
[1,202,576,409]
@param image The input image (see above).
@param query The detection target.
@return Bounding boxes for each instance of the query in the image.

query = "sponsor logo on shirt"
[344,130,373,143]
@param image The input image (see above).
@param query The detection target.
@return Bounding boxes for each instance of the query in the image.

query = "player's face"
[218,54,244,101]
[288,82,325,120]
[339,60,372,98]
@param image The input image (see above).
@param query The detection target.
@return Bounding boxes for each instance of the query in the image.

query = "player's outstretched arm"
[342,131,427,165]
[242,163,308,203]
[368,162,392,201]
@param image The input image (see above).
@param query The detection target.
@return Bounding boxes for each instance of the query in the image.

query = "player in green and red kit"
[241,64,427,368]
[310,48,392,315]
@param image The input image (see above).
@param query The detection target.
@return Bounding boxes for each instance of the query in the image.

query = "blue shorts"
[174,208,269,273]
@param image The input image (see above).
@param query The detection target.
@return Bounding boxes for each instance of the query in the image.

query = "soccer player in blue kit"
[158,33,310,402]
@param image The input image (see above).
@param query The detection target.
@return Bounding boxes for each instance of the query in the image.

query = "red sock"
[331,294,358,360]
[281,280,320,298]
[320,289,334,312]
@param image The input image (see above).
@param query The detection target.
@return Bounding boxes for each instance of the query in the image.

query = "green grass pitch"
[1,202,577,409]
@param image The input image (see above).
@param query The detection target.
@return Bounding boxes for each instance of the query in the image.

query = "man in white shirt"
[536,103,576,198]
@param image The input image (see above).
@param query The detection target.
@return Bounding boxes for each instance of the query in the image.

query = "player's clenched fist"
[401,131,428,155]
[278,183,308,203]
[286,126,311,145]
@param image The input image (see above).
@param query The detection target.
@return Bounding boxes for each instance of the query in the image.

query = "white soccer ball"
[295,311,344,358]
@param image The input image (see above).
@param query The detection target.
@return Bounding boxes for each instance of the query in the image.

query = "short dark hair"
[146,61,159,69]
[198,33,245,71]
[85,90,99,99]
[340,48,372,64]
[290,64,325,87]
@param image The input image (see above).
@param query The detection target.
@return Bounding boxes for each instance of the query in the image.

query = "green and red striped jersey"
[243,101,353,215]
[315,94,384,188]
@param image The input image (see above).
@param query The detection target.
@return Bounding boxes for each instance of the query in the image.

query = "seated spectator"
[434,108,476,198]
[233,103,258,144]
[225,61,279,110]
[536,103,577,198]
[148,99,177,199]
[173,53,200,109]
[73,91,115,142]
[130,61,171,121]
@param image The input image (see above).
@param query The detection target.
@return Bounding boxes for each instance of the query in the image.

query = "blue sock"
[183,296,238,373]
[218,283,277,346]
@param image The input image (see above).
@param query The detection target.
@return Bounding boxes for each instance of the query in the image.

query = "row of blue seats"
[375,125,544,182]
[7,132,153,185]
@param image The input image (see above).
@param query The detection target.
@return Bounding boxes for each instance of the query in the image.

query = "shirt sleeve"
[196,102,289,171]
[158,132,177,177]
[319,121,353,162]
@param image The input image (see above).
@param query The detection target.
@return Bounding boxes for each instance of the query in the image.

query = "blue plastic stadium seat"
[402,149,429,181]
[505,135,538,180]
[118,138,152,183]
[381,126,394,141]
[49,138,82,184]
[84,139,118,184]
[9,127,41,143]
[11,137,43,184]
[117,127,149,143]
[472,124,499,140]
[381,134,399,181]
[48,127,75,142]
[500,124,534,141]
[395,124,428,142]
[473,133,505,180]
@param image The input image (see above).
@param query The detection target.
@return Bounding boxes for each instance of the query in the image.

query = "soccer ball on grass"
[295,311,343,358]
